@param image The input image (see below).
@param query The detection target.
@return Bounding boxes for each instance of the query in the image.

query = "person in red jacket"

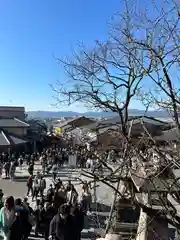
[27,175,33,196]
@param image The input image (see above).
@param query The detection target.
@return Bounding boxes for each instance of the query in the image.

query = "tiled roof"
[54,116,95,129]
[0,130,27,146]
[85,116,167,131]
[0,118,29,128]
[0,132,9,146]
[156,127,179,142]
[131,166,180,192]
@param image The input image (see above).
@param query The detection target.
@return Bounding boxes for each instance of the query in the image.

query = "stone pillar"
[96,234,122,240]
[136,198,148,240]
[136,193,169,240]
[136,193,148,240]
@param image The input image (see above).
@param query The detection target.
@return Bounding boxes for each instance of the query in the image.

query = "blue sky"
[0,0,124,111]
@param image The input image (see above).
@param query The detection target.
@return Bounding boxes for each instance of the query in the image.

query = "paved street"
[0,163,112,240]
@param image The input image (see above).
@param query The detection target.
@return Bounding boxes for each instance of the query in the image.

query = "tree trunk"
[93,176,97,202]
[105,179,121,235]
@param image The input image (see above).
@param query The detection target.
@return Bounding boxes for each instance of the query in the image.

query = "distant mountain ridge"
[27,109,172,119]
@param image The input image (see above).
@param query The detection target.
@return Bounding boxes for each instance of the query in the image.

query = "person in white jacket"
[32,175,40,201]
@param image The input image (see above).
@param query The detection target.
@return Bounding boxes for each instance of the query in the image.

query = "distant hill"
[27,109,172,119]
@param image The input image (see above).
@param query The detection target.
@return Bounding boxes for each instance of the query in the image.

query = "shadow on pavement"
[28,238,40,240]
[57,173,72,178]
[44,172,72,178]
[28,233,40,239]
[15,175,28,182]
[59,167,80,173]
[83,202,110,237]
[81,230,99,239]
[91,202,111,212]
[87,213,108,230]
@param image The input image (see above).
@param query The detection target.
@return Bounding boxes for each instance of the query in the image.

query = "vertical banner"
[68,154,77,168]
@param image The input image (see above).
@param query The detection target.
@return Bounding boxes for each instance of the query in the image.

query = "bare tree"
[51,0,180,238]
[121,0,180,129]
[112,0,180,237]
[51,23,154,236]
[52,30,152,135]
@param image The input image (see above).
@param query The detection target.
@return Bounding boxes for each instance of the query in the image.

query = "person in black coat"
[10,212,23,240]
[49,204,74,240]
[14,198,30,240]
[42,202,55,240]
[71,204,85,240]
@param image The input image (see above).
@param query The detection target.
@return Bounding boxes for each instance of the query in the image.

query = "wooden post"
[93,176,97,203]
[105,179,121,235]
[105,120,134,236]
[94,128,100,203]
[33,140,37,153]
[136,193,148,240]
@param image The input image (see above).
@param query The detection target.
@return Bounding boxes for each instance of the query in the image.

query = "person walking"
[0,161,3,178]
[0,189,4,210]
[49,204,74,240]
[9,162,16,181]
[52,164,58,182]
[41,202,55,240]
[4,162,10,179]
[71,204,85,240]
[34,199,43,237]
[66,185,78,206]
[0,196,22,240]
[54,183,66,213]
[32,176,40,201]
[40,176,46,198]
[18,156,23,170]
[28,162,34,176]
[46,184,54,203]
[26,175,33,197]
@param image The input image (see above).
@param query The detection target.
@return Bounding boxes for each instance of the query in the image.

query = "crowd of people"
[0,145,110,180]
[0,147,93,240]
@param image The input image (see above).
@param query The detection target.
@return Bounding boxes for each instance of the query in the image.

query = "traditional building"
[84,116,170,149]
[0,106,29,149]
[0,106,25,120]
[53,116,95,135]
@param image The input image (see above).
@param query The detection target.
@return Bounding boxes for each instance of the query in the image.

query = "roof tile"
[0,118,29,128]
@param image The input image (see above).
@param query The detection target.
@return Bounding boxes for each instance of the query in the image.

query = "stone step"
[28,228,97,240]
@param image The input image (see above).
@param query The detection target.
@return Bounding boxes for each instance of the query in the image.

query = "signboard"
[55,127,62,135]
[68,154,77,168]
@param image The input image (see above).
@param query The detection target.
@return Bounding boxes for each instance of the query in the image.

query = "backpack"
[14,161,18,167]
[28,214,35,226]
